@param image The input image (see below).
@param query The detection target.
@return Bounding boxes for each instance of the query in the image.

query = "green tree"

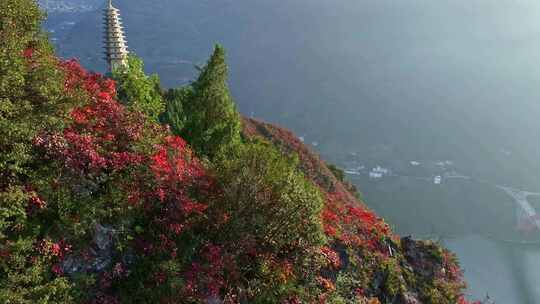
[112,55,164,121]
[212,140,325,251]
[0,0,67,179]
[183,44,241,158]
[0,0,67,237]
[1,0,75,301]
[160,87,191,135]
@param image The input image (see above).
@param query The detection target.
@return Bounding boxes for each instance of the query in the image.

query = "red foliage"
[457,296,482,304]
[26,193,46,215]
[37,238,71,260]
[316,276,335,291]
[51,263,64,276]
[149,136,208,214]
[282,296,301,304]
[320,246,341,269]
[321,192,390,254]
[137,135,212,261]
[241,118,391,253]
[441,250,464,281]
[22,47,34,59]
[184,243,227,299]
[0,245,10,260]
[29,59,216,301]
[34,60,212,233]
[34,60,146,175]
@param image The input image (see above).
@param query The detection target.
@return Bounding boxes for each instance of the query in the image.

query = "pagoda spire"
[103,0,129,72]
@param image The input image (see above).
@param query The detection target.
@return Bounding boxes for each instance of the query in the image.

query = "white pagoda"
[103,0,129,72]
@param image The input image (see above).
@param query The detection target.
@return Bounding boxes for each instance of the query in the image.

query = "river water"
[445,235,539,303]
[345,173,540,304]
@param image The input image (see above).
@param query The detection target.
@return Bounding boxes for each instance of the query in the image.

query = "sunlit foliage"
[112,55,165,122]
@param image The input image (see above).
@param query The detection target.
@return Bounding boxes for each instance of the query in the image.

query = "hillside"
[0,1,479,303]
[242,117,359,206]
[242,118,475,304]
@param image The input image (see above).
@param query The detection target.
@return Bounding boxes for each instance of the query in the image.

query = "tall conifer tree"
[183,44,241,158]
[161,87,191,135]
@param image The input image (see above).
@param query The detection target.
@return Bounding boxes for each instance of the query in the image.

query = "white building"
[345,170,361,176]
[103,0,129,72]
[369,172,383,179]
[372,166,389,175]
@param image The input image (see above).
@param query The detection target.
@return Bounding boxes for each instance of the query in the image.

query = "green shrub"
[112,55,165,121]
[213,140,325,251]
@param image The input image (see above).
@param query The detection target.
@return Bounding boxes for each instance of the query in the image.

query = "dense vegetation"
[111,55,164,122]
[1,1,480,303]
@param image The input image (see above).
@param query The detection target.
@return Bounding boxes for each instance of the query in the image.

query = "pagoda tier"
[103,0,129,72]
